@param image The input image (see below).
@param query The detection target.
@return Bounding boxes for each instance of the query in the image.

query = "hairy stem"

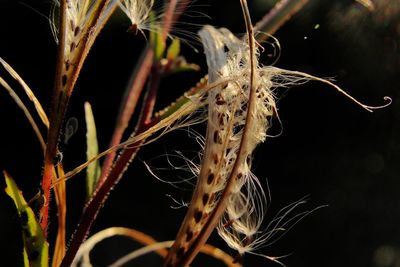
[162,0,190,41]
[100,45,154,183]
[41,0,117,235]
[60,49,161,267]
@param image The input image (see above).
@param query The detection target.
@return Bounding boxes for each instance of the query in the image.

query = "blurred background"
[0,0,399,266]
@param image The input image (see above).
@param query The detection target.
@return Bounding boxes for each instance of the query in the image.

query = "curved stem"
[254,0,309,41]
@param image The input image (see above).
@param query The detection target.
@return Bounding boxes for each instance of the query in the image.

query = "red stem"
[100,45,154,182]
[99,0,190,186]
[60,2,191,265]
[59,50,163,267]
[40,0,117,235]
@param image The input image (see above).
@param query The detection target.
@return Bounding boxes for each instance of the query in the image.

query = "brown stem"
[171,1,258,265]
[39,0,67,235]
[254,0,309,41]
[51,165,67,267]
[162,0,190,42]
[60,1,191,265]
[41,0,117,235]
[99,45,154,183]
[100,0,190,184]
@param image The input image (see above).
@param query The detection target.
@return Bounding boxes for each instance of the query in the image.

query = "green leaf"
[149,12,165,61]
[153,31,166,61]
[85,102,101,198]
[3,172,49,267]
[166,38,180,61]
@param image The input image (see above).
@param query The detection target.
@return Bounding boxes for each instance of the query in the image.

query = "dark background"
[0,0,399,266]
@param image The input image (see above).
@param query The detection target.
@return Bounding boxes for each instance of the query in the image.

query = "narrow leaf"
[0,57,49,128]
[3,172,49,267]
[149,13,165,61]
[84,102,101,198]
[166,38,180,61]
[154,31,166,61]
[0,77,46,151]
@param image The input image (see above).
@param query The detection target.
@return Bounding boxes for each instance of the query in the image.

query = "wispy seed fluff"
[200,25,275,256]
[51,0,94,50]
[165,20,388,265]
[163,24,279,266]
[51,0,117,58]
[118,0,155,33]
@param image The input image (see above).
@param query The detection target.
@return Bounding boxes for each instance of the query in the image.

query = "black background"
[0,0,399,266]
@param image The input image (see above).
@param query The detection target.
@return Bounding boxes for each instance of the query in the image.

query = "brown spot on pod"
[213,130,222,144]
[213,153,219,164]
[65,60,70,71]
[213,131,218,143]
[194,209,203,223]
[74,26,81,37]
[186,229,193,241]
[237,173,243,179]
[62,75,67,86]
[70,20,75,31]
[218,113,225,126]
[202,193,209,205]
[70,42,76,52]
[207,172,215,184]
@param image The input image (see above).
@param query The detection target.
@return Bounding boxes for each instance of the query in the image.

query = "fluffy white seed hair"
[199,24,276,257]
[118,0,155,33]
[50,0,118,61]
[199,22,391,261]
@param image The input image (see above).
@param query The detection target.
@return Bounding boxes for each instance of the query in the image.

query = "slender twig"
[0,77,46,151]
[41,0,117,235]
[161,0,190,41]
[99,45,154,183]
[100,0,191,181]
[0,57,49,128]
[170,1,258,265]
[60,51,161,267]
[61,5,192,262]
[74,227,168,265]
[40,0,67,236]
[73,227,241,267]
[254,0,309,41]
[52,165,67,267]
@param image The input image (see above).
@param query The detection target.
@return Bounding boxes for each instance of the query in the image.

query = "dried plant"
[0,0,392,267]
